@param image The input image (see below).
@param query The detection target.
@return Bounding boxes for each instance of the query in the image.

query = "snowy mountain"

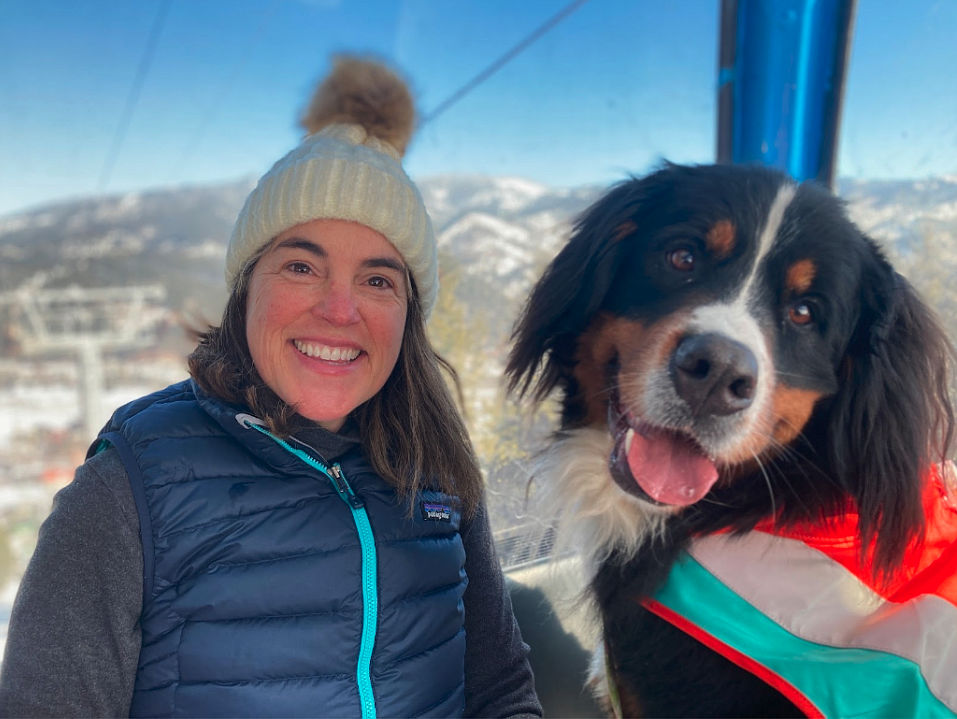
[0,175,601,348]
[0,172,954,356]
[839,176,957,249]
[0,180,255,322]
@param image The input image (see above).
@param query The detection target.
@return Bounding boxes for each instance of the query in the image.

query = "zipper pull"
[330,465,364,509]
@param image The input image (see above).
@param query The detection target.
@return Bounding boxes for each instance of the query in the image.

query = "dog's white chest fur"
[532,427,671,580]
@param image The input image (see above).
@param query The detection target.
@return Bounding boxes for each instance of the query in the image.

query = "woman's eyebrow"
[363,257,405,273]
[274,237,326,258]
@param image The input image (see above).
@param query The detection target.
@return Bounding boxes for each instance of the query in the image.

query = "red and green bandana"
[645,464,957,718]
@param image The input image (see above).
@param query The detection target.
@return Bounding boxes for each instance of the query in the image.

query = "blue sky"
[0,0,955,217]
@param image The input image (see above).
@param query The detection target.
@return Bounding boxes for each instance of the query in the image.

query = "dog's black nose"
[671,334,758,417]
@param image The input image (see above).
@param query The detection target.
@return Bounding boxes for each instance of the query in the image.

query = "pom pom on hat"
[226,55,438,317]
[301,56,415,157]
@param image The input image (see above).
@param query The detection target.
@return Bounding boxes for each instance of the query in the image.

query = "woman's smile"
[293,339,362,363]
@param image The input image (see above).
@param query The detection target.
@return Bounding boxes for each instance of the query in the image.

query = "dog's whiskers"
[699,495,738,508]
[774,370,818,382]
[751,450,778,518]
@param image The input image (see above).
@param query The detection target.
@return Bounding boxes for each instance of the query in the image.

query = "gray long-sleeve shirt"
[0,427,541,718]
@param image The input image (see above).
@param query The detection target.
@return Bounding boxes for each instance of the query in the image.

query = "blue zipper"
[246,422,378,718]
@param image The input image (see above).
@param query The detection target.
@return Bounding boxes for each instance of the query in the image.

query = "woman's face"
[245,219,408,432]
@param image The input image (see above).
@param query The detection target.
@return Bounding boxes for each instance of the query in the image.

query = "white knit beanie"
[226,57,438,317]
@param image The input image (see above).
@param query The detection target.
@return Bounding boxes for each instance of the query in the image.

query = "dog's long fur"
[507,163,955,717]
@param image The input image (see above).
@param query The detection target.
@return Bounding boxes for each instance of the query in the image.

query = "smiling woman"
[0,57,541,719]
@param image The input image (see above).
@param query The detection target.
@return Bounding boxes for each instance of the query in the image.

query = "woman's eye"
[788,302,814,326]
[667,247,695,272]
[368,276,392,289]
[286,261,312,275]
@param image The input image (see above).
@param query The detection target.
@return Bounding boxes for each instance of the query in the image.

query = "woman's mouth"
[293,340,361,362]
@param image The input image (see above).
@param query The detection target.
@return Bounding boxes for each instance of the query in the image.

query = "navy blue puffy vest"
[98,380,467,718]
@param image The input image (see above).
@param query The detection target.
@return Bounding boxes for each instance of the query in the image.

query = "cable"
[168,0,283,183]
[96,0,172,191]
[419,0,592,127]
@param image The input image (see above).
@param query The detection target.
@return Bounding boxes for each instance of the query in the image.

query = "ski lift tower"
[0,284,167,440]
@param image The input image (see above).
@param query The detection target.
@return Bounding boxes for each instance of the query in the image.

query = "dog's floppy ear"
[506,180,648,402]
[827,249,955,575]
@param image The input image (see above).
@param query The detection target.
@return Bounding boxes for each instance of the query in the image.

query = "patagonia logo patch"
[421,502,452,522]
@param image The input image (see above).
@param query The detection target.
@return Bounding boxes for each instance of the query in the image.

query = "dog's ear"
[506,180,647,401]
[827,249,955,576]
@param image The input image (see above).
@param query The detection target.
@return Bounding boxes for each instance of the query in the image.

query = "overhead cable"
[168,0,283,183]
[420,0,592,127]
[96,0,172,191]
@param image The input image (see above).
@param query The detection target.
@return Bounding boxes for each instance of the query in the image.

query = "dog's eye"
[668,248,695,272]
[788,302,814,325]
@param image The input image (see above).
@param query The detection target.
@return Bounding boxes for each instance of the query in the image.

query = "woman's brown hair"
[188,246,484,515]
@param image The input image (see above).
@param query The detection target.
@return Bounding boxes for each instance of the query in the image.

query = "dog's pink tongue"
[626,428,719,506]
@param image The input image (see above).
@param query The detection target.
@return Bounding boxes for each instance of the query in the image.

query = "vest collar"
[189,378,362,476]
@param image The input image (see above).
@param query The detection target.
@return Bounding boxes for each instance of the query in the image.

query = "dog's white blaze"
[723,182,796,445]
[736,182,797,304]
[530,428,671,582]
[686,302,768,366]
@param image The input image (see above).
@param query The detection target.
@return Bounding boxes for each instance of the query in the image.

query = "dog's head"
[508,163,954,573]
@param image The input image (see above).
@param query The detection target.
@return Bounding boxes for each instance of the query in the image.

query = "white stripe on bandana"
[689,531,957,713]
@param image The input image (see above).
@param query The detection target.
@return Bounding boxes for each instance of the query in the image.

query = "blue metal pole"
[717,0,857,188]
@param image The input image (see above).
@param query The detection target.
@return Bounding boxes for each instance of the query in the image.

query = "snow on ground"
[0,380,174,665]
[0,382,169,449]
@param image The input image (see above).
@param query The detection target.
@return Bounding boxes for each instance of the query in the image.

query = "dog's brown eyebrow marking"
[705,220,736,259]
[786,259,817,294]
[612,220,637,242]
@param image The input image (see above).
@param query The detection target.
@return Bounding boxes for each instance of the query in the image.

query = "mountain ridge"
[1,173,954,335]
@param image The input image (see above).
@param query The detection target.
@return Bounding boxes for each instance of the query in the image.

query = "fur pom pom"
[301,55,415,157]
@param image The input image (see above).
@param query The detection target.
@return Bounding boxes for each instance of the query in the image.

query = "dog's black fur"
[506,163,955,717]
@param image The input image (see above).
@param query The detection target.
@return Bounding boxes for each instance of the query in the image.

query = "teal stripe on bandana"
[654,553,957,718]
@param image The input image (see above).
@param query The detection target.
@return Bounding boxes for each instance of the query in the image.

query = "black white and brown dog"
[506,163,957,718]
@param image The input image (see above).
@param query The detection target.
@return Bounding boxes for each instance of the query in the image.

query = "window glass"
[6,1,956,660]
[838,1,957,341]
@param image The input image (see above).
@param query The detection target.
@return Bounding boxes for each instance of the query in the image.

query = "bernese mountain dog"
[506,163,957,718]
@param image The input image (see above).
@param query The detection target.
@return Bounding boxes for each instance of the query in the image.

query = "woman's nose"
[313,282,361,325]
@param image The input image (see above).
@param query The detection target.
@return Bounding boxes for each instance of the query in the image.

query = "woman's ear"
[826,256,955,576]
[506,180,647,402]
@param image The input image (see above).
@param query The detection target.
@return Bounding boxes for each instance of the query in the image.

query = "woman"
[0,57,541,718]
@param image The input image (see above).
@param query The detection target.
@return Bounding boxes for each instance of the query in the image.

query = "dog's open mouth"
[609,393,719,507]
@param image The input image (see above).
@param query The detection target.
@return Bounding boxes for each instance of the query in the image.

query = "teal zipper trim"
[246,422,378,719]
[328,463,379,719]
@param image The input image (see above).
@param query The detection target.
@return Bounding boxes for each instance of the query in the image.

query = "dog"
[506,163,957,718]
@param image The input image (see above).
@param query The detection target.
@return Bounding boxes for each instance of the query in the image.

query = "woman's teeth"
[293,340,360,362]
